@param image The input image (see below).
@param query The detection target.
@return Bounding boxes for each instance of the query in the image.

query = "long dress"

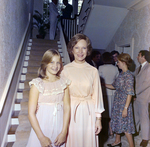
[26,77,70,147]
[61,61,105,147]
[99,64,119,118]
[111,70,135,134]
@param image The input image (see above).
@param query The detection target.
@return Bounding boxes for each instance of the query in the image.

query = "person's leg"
[139,102,149,147]
[109,120,113,136]
[111,134,121,145]
[125,132,134,147]
[49,17,57,40]
[133,100,140,133]
[139,102,149,140]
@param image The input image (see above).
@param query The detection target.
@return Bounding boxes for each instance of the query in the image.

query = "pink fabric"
[61,61,104,147]
[26,77,70,147]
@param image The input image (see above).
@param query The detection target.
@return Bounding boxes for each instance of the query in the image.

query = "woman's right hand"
[39,135,52,147]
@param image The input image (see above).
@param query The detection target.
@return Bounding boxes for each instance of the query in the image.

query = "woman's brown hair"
[117,53,132,68]
[67,33,92,57]
[38,49,62,79]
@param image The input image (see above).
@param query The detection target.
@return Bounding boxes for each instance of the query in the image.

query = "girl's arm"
[105,84,115,90]
[54,86,70,146]
[122,94,132,118]
[28,85,52,147]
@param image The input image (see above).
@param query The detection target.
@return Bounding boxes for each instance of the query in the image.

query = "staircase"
[6,38,63,147]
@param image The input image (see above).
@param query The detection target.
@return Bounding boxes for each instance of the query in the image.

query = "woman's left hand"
[95,119,102,135]
[122,109,127,117]
[54,133,66,146]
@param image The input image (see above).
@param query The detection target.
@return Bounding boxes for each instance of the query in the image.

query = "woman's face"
[117,60,125,70]
[72,39,88,63]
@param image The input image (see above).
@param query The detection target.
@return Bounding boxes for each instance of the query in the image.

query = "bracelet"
[124,106,128,109]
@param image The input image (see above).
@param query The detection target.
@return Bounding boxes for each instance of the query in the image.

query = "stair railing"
[61,0,93,42]
[78,0,93,33]
[61,15,79,42]
[58,22,70,64]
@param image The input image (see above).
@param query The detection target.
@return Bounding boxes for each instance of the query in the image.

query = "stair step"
[14,104,21,111]
[28,54,42,61]
[26,50,30,56]
[17,92,23,99]
[11,118,19,125]
[23,61,29,67]
[21,74,26,81]
[22,67,28,74]
[30,46,56,50]
[19,82,24,89]
[32,38,57,44]
[24,81,30,89]
[27,66,39,73]
[23,90,29,99]
[7,134,16,142]
[15,99,22,104]
[28,60,41,66]
[6,142,14,147]
[26,73,38,80]
[12,111,20,118]
[8,125,18,135]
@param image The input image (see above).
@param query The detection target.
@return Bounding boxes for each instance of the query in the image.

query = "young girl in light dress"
[26,49,70,147]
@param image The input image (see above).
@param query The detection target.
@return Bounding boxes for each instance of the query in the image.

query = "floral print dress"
[111,70,135,134]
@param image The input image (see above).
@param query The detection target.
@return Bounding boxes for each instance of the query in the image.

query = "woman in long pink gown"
[61,34,105,147]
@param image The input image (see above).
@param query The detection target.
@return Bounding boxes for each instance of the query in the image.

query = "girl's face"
[72,39,88,63]
[117,60,125,70]
[46,55,61,76]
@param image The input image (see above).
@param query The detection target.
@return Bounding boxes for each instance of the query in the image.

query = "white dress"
[26,77,70,147]
[98,64,119,118]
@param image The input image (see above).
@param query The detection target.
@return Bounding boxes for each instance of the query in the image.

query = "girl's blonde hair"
[38,49,62,79]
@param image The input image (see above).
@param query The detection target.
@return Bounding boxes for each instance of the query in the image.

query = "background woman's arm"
[105,84,115,90]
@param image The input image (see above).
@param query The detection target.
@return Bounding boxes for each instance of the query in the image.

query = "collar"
[141,61,147,68]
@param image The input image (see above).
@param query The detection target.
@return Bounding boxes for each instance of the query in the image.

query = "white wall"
[0,0,33,144]
[106,4,150,68]
[84,5,128,49]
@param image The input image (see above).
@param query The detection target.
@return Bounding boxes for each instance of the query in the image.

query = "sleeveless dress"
[26,77,70,147]
[61,61,105,147]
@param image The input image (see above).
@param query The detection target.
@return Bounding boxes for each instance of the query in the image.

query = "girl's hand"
[39,135,52,147]
[95,119,102,135]
[54,133,66,146]
[122,108,127,118]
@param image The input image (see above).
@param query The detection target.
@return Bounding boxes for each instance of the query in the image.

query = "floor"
[99,118,150,147]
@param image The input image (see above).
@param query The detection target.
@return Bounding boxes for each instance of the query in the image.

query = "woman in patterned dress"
[105,53,135,147]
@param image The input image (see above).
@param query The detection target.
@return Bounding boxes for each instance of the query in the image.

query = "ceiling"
[83,0,147,49]
[94,0,142,9]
